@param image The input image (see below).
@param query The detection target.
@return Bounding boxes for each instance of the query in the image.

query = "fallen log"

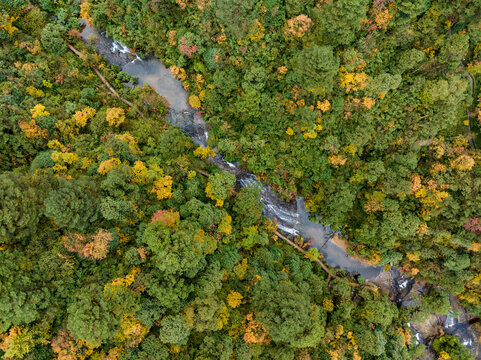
[67,43,145,117]
[274,231,359,286]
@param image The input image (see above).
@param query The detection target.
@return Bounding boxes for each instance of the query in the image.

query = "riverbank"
[78,22,480,359]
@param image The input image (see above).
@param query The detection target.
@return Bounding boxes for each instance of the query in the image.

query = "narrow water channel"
[80,23,479,356]
[81,23,382,279]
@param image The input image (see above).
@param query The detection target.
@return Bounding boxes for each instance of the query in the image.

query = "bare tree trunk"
[67,43,145,117]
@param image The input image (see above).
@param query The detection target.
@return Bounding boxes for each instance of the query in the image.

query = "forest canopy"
[0,0,480,359]
[83,0,481,319]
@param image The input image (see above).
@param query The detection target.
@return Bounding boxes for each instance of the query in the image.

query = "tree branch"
[274,231,359,286]
[67,43,145,118]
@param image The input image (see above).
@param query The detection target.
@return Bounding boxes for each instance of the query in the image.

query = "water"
[80,23,480,356]
[80,23,381,279]
[440,302,478,354]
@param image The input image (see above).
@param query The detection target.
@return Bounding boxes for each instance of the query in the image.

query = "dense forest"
[0,0,480,359]
[83,0,481,317]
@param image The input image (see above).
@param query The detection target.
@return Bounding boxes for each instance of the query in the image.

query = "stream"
[80,23,480,357]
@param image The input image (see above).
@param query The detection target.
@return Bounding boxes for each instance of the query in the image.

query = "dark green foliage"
[212,0,257,39]
[289,45,339,93]
[314,0,369,46]
[158,315,191,345]
[142,220,213,276]
[16,8,47,35]
[253,281,312,343]
[0,3,476,360]
[66,284,119,346]
[44,178,99,231]
[0,172,46,244]
[433,334,474,360]
[0,251,51,331]
[233,186,263,226]
[40,23,67,54]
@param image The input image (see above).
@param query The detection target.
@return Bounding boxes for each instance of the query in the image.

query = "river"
[79,23,480,357]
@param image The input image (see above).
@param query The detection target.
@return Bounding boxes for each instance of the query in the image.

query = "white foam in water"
[111,41,130,54]
[239,177,263,191]
[463,339,472,346]
[265,203,298,219]
[80,25,481,353]
[277,223,299,236]
[445,314,456,328]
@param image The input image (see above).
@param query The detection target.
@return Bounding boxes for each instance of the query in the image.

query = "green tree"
[395,0,430,18]
[0,251,51,331]
[358,300,398,327]
[397,48,426,73]
[0,172,46,244]
[253,281,311,343]
[233,186,263,226]
[16,7,47,35]
[100,196,132,222]
[356,327,387,356]
[184,296,225,332]
[158,314,191,345]
[433,334,474,360]
[44,178,99,232]
[314,0,369,46]
[289,45,339,93]
[141,220,215,276]
[67,283,119,346]
[422,289,451,315]
[40,22,67,54]
[205,171,236,207]
[212,0,257,39]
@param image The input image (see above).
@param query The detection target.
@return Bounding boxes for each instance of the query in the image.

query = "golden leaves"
[317,99,331,112]
[242,314,270,345]
[19,119,48,139]
[106,107,126,127]
[322,298,334,312]
[0,14,18,36]
[374,9,393,30]
[218,214,232,235]
[194,146,215,159]
[97,158,121,175]
[168,30,177,46]
[248,19,265,42]
[170,65,187,81]
[339,65,369,93]
[328,154,347,167]
[227,291,243,308]
[80,1,93,25]
[131,160,148,183]
[277,66,288,75]
[189,94,201,109]
[450,153,475,171]
[151,176,173,200]
[30,104,49,119]
[26,86,45,98]
[73,107,96,127]
[205,183,223,207]
[51,151,79,172]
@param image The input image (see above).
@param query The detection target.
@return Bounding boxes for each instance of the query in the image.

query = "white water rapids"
[79,22,480,356]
